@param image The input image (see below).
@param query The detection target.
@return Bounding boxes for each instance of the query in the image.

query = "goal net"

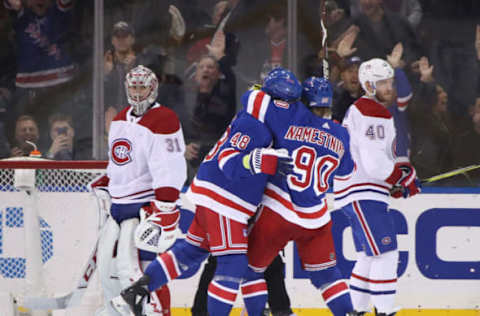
[0,158,108,316]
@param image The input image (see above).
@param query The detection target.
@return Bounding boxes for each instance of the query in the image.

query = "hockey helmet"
[262,67,302,102]
[302,76,333,108]
[358,58,394,96]
[125,65,159,115]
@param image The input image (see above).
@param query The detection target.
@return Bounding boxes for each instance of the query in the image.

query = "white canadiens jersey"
[107,103,187,204]
[334,96,396,208]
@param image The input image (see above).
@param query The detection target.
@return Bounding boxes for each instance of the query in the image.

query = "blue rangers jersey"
[242,90,355,229]
[186,110,273,224]
[5,0,75,88]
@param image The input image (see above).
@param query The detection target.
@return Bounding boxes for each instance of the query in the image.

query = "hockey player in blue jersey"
[111,69,300,316]
[236,74,356,316]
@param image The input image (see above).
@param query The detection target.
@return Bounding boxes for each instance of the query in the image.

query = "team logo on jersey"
[382,236,392,245]
[274,99,290,109]
[111,138,133,165]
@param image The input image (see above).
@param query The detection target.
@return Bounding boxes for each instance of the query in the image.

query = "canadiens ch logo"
[111,138,133,165]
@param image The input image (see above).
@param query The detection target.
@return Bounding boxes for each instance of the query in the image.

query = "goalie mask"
[125,65,159,115]
[358,58,394,96]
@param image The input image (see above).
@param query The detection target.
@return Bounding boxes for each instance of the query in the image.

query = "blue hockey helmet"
[302,76,333,108]
[262,67,302,102]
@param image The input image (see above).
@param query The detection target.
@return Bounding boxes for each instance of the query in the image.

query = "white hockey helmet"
[358,58,394,96]
[125,65,159,115]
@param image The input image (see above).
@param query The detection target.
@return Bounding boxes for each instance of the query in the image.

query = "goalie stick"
[20,240,99,310]
[19,194,109,310]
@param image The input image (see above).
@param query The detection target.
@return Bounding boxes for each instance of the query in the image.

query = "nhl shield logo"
[111,138,133,165]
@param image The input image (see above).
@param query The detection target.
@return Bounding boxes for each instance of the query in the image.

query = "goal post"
[0,158,108,315]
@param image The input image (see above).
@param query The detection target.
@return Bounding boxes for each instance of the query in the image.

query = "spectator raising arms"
[183,30,236,183]
[4,0,76,89]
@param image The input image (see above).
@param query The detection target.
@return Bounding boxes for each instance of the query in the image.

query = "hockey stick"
[421,164,480,184]
[20,240,99,310]
[19,194,110,310]
[320,0,329,79]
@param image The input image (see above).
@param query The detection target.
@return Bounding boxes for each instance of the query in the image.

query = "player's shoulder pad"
[353,97,392,119]
[139,106,181,134]
[319,117,350,140]
[234,110,269,130]
[112,106,131,122]
[241,89,272,123]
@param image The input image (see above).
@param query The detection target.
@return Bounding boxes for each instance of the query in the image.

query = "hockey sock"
[310,267,352,316]
[207,254,248,316]
[349,252,373,312]
[369,251,398,315]
[241,267,268,316]
[145,240,209,291]
[320,279,353,316]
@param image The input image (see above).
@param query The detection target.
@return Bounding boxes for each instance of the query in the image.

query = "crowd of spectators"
[0,0,479,186]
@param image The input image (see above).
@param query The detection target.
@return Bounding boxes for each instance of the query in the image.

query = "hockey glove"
[135,201,180,253]
[244,148,293,176]
[111,274,151,316]
[386,162,421,198]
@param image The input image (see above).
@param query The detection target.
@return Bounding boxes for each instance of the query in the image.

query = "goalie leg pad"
[144,285,171,316]
[97,217,122,307]
[117,218,143,289]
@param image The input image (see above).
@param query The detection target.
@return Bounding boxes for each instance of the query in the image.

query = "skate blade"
[111,295,135,316]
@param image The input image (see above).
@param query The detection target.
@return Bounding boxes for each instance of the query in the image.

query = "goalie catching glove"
[386,162,421,198]
[243,148,293,176]
[134,200,181,253]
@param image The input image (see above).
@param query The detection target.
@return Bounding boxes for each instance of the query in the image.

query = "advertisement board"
[1,190,479,314]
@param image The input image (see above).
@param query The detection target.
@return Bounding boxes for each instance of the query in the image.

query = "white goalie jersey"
[333,96,397,208]
[107,103,187,204]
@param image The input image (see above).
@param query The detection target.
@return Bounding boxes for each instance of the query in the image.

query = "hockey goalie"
[91,65,187,315]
